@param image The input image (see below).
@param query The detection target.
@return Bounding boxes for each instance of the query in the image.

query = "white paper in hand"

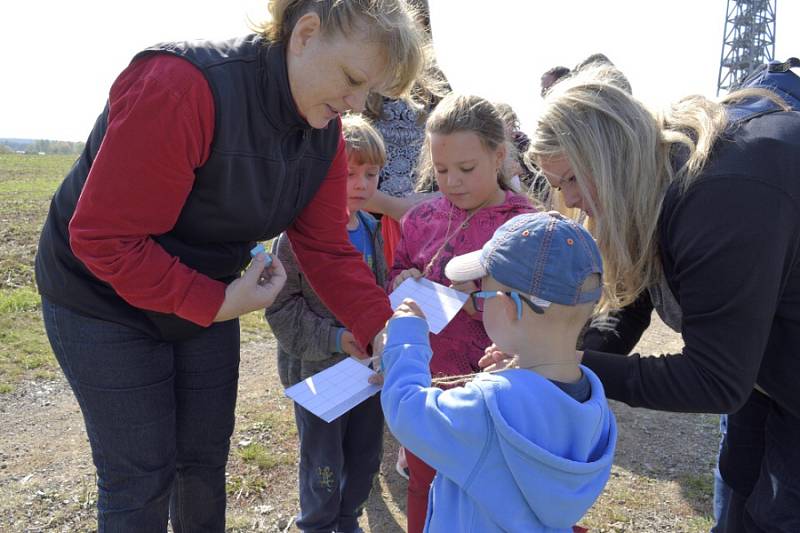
[389,278,469,334]
[285,357,381,423]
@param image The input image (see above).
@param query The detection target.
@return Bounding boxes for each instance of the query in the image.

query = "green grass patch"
[680,472,713,502]
[0,287,40,313]
[679,471,715,522]
[240,311,271,344]
[0,154,68,290]
[225,514,254,531]
[226,473,268,497]
[0,287,54,390]
[687,515,716,531]
[252,410,297,437]
[0,175,62,198]
[0,154,69,214]
[0,308,55,389]
[237,442,293,471]
[0,153,75,182]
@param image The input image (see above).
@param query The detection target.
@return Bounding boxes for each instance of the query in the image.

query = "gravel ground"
[0,315,718,532]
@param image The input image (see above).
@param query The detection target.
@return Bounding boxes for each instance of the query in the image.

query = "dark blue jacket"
[583,107,800,418]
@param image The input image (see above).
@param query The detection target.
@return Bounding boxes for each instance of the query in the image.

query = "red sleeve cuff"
[174,274,227,326]
[354,306,393,350]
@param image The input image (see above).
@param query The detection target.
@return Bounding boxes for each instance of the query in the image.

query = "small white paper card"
[285,357,381,423]
[389,278,469,334]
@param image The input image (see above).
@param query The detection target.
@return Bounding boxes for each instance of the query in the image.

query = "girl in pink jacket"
[387,93,535,533]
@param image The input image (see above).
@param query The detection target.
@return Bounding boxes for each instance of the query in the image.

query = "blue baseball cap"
[445,212,603,306]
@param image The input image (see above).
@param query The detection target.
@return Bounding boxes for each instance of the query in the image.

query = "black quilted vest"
[35,35,340,340]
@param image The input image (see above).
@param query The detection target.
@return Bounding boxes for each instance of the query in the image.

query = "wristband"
[335,328,345,354]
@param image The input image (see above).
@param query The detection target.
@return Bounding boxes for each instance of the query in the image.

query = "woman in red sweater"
[34,1,430,530]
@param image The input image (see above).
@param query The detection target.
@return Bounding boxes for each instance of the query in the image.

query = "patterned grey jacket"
[266,211,388,388]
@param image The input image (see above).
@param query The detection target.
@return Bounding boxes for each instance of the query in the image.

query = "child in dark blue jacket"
[381,211,617,532]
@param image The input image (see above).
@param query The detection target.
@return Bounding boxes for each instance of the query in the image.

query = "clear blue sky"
[2,0,798,141]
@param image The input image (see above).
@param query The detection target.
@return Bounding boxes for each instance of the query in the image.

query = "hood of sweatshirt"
[468,368,617,529]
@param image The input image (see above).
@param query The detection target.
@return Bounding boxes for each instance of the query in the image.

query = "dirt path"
[0,316,717,532]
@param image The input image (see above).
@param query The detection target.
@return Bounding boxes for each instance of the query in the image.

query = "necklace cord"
[430,359,579,386]
[421,196,494,278]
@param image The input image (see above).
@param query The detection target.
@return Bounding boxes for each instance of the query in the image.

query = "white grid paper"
[389,278,469,334]
[285,358,381,423]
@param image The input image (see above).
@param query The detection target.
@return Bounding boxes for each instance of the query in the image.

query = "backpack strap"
[768,57,800,74]
[758,58,800,108]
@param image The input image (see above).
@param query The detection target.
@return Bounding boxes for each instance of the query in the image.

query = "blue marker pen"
[250,243,273,267]
[251,243,273,286]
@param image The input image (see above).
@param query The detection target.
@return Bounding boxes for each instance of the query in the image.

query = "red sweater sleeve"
[68,54,226,326]
[287,131,393,348]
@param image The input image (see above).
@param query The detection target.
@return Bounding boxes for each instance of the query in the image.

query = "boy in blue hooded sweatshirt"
[380,211,617,532]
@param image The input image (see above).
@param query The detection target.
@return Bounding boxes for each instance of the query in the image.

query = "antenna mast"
[717,0,777,95]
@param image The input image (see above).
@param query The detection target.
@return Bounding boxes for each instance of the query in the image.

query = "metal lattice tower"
[717,0,777,95]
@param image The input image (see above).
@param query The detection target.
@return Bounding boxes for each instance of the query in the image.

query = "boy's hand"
[449,280,479,315]
[478,343,515,371]
[371,326,387,358]
[392,268,423,290]
[214,253,287,322]
[369,302,425,386]
[392,298,426,320]
[340,330,367,359]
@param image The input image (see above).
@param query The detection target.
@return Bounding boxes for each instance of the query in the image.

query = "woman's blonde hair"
[529,64,787,311]
[255,0,429,99]
[341,113,386,166]
[415,93,511,192]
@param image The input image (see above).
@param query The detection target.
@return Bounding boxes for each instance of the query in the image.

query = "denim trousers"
[42,297,240,532]
[714,389,800,532]
[712,415,734,532]
[293,393,383,533]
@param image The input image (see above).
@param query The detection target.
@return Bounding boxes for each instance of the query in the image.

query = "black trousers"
[717,390,800,532]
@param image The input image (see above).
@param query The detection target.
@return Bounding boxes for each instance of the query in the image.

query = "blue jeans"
[294,393,383,533]
[712,415,733,532]
[42,297,240,532]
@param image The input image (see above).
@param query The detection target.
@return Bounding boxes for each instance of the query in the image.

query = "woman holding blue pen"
[33,1,430,530]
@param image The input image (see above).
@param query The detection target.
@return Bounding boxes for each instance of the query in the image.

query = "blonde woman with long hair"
[35,1,432,529]
[515,64,800,531]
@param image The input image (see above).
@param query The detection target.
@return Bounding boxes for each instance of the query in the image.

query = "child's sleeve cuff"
[327,327,346,354]
[385,316,430,349]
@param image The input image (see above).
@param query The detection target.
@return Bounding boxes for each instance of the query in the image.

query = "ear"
[287,12,322,56]
[495,144,507,171]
